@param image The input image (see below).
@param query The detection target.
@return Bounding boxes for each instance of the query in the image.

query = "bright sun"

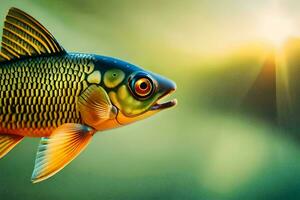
[257,6,297,48]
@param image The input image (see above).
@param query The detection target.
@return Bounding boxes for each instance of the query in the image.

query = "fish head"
[93,56,177,130]
[112,70,177,125]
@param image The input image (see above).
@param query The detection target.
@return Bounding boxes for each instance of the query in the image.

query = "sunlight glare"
[257,7,297,48]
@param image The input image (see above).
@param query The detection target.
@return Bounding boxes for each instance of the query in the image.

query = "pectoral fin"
[0,134,24,159]
[31,123,94,183]
[78,85,117,128]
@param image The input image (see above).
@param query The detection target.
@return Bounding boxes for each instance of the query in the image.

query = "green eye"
[104,69,125,88]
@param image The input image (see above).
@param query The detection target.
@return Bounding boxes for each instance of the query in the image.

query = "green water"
[1,0,300,199]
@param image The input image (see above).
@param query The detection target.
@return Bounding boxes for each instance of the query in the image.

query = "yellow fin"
[0,7,65,62]
[31,124,94,183]
[0,134,24,159]
[78,85,117,128]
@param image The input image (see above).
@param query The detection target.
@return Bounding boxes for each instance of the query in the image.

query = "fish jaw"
[150,87,177,111]
[115,91,176,126]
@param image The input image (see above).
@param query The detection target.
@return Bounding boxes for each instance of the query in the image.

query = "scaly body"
[0,54,93,137]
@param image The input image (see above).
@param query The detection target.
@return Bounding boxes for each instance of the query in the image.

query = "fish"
[0,7,177,183]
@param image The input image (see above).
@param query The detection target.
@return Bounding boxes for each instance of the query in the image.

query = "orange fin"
[31,123,94,183]
[0,134,24,159]
[78,85,117,128]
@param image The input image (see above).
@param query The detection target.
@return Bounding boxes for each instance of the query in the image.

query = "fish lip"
[150,89,177,111]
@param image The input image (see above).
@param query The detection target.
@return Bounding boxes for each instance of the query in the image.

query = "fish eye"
[129,73,155,99]
[135,78,152,96]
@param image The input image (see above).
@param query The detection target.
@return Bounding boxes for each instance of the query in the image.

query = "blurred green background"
[1,0,300,199]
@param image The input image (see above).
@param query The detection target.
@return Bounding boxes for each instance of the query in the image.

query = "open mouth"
[150,89,177,110]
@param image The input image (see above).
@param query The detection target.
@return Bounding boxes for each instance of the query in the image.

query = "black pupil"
[140,82,148,90]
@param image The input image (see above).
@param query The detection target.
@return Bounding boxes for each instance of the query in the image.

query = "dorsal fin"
[0,7,66,62]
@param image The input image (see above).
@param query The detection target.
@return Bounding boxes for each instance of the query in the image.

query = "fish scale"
[0,53,94,136]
